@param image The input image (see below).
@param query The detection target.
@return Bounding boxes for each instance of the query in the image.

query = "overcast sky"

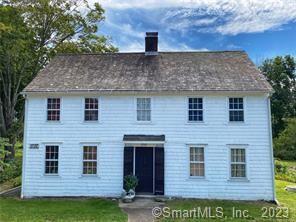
[94,0,296,63]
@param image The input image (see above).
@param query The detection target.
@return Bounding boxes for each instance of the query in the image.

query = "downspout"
[21,95,28,198]
[267,95,276,202]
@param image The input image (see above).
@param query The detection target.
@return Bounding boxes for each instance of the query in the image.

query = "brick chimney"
[145,32,158,56]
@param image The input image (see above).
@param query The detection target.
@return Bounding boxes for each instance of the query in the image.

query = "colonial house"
[21,32,275,200]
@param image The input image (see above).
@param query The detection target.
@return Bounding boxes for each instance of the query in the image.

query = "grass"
[0,198,127,222]
[161,180,296,222]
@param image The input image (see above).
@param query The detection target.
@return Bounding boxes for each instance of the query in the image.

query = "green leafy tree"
[274,118,296,160]
[260,56,296,137]
[0,1,117,158]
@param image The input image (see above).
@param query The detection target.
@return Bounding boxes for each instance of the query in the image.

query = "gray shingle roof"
[23,51,272,93]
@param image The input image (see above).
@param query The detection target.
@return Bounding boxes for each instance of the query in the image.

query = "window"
[190,147,205,177]
[47,98,60,121]
[230,148,246,178]
[137,98,151,121]
[45,145,59,174]
[188,98,203,122]
[229,98,244,122]
[83,146,97,175]
[84,98,98,121]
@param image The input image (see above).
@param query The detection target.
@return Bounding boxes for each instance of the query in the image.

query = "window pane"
[84,98,98,121]
[229,98,244,122]
[45,145,59,174]
[137,98,151,121]
[47,98,60,121]
[83,146,97,175]
[188,98,203,122]
[83,161,97,174]
[231,149,246,163]
[231,164,246,177]
[190,163,205,176]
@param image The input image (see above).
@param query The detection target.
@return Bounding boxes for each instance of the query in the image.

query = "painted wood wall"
[21,94,274,200]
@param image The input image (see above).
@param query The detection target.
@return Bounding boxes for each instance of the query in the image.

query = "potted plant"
[122,174,138,202]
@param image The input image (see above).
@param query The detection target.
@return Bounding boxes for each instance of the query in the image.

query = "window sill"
[188,176,207,180]
[79,175,100,179]
[45,121,63,124]
[43,174,60,177]
[228,178,249,182]
[135,121,153,125]
[186,121,206,125]
[81,121,100,124]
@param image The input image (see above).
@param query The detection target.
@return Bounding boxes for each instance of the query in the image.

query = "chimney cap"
[146,32,158,37]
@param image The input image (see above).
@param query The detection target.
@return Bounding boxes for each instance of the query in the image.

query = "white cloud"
[96,0,296,35]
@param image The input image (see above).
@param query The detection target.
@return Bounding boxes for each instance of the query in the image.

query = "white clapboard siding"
[22,94,274,200]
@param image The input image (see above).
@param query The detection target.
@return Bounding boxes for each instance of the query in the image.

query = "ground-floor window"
[230,148,246,178]
[45,145,59,174]
[83,145,98,175]
[190,146,205,177]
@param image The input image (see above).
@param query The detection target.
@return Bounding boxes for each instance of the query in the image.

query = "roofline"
[56,50,246,56]
[21,89,273,96]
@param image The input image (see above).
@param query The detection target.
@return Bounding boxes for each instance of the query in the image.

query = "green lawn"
[161,180,296,222]
[0,180,295,222]
[0,198,127,222]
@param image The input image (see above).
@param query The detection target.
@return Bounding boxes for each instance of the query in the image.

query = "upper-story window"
[188,98,203,122]
[229,98,244,122]
[137,98,151,121]
[47,98,60,121]
[230,148,246,178]
[84,98,98,121]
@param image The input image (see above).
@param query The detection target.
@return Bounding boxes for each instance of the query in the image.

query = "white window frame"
[188,145,206,178]
[228,97,245,122]
[84,97,99,122]
[43,143,61,176]
[46,98,61,122]
[81,143,99,176]
[228,145,249,180]
[187,97,204,123]
[136,97,152,122]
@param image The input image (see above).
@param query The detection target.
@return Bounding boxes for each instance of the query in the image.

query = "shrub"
[124,174,138,191]
[0,157,22,183]
[274,118,296,160]
[274,160,288,174]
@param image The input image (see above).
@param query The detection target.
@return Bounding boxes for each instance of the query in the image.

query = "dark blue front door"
[135,148,153,193]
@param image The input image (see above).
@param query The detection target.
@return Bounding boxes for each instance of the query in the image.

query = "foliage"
[0,140,22,183]
[274,118,296,160]
[0,198,127,222]
[275,160,288,174]
[260,56,296,137]
[0,138,10,171]
[0,157,22,183]
[0,1,117,157]
[275,160,296,183]
[124,174,138,191]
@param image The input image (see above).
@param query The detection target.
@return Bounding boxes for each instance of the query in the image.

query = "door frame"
[123,143,164,195]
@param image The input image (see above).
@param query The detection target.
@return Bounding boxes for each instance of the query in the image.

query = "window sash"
[45,146,59,174]
[137,98,151,121]
[83,146,97,175]
[47,98,60,121]
[84,98,98,121]
[229,98,244,122]
[230,148,246,178]
[188,98,203,122]
[190,147,205,177]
